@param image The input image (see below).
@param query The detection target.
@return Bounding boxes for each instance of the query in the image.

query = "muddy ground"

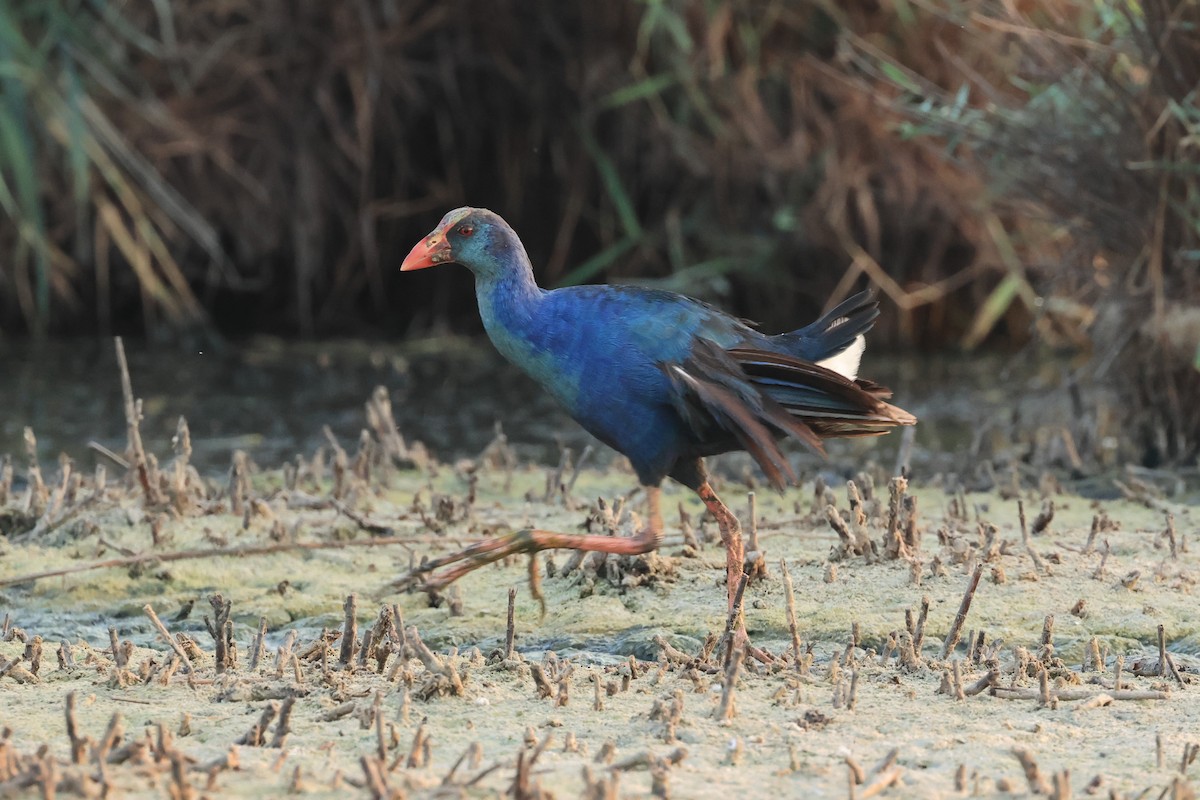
[0,413,1198,799]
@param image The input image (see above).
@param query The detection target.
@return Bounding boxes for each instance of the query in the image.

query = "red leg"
[697,482,744,613]
[396,487,664,592]
[697,481,773,663]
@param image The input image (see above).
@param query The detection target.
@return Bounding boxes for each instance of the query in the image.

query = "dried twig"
[203,594,235,673]
[114,337,162,506]
[780,559,803,670]
[406,626,464,696]
[992,688,1167,701]
[249,617,269,671]
[144,604,195,676]
[339,594,359,668]
[1012,748,1051,794]
[269,696,296,748]
[744,492,767,581]
[64,692,87,764]
[940,565,984,659]
[884,476,909,559]
[235,702,278,746]
[1018,500,1047,572]
[1165,512,1178,559]
[504,587,517,660]
[715,645,743,722]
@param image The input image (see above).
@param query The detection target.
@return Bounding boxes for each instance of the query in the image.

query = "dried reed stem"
[505,587,517,660]
[940,565,984,659]
[715,644,743,722]
[780,559,803,669]
[339,594,358,667]
[114,337,162,505]
[143,604,194,676]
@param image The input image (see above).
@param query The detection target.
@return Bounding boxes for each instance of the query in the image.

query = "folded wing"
[662,339,916,490]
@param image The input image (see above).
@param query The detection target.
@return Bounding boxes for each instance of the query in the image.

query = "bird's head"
[401,207,520,280]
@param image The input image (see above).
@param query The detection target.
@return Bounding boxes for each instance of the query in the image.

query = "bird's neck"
[474,249,546,360]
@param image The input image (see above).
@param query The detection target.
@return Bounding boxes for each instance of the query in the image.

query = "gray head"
[400,207,528,281]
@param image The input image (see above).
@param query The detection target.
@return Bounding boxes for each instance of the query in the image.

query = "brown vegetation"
[0,1,1195,459]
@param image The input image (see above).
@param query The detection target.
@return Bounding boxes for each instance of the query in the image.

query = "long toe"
[390,532,531,593]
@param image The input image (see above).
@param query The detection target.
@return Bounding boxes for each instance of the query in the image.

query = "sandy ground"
[0,453,1197,798]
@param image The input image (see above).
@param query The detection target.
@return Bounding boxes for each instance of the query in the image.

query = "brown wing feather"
[663,342,914,490]
[664,341,829,490]
[727,348,917,437]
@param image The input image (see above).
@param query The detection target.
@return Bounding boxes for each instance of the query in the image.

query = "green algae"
[0,456,1197,798]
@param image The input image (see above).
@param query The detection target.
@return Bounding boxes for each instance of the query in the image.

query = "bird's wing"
[663,340,917,488]
[662,339,825,489]
[728,348,917,437]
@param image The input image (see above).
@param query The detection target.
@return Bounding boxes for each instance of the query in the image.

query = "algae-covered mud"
[0,347,1197,798]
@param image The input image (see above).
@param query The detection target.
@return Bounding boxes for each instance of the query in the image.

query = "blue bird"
[400,207,915,649]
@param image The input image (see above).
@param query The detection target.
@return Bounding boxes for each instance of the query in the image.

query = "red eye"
[457,225,474,237]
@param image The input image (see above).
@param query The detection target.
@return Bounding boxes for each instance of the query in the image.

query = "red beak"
[400,232,452,271]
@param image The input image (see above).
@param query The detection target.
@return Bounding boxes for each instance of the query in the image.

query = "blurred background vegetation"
[0,0,1196,462]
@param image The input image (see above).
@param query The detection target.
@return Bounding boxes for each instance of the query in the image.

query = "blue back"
[475,278,760,482]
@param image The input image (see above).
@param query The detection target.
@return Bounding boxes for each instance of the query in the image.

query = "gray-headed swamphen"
[400,207,916,656]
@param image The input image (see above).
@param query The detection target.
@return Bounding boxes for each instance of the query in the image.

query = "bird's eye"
[457,225,474,237]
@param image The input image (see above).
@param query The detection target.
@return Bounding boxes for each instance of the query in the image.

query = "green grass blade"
[961,273,1020,350]
[0,68,50,328]
[61,54,90,208]
[600,72,678,109]
[636,0,693,55]
[580,124,641,240]
[881,62,923,95]
[556,235,639,287]
[633,255,744,294]
[0,6,30,56]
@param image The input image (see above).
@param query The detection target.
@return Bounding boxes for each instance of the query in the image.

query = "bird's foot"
[720,573,774,665]
[389,525,662,595]
[734,626,775,665]
[390,528,546,593]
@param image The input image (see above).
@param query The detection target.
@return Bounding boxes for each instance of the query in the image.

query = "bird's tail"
[775,289,880,381]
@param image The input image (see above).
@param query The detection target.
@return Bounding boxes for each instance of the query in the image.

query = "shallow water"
[1,336,561,476]
[0,336,1068,481]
